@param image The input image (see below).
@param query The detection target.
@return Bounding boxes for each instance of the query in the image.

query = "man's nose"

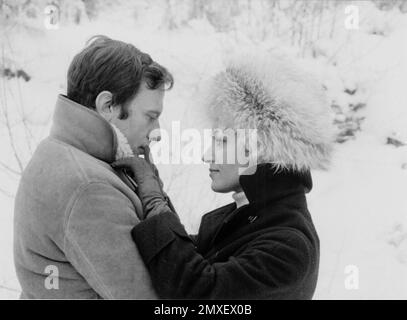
[149,120,161,142]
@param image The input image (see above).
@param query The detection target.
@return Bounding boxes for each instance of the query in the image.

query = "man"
[13,35,173,299]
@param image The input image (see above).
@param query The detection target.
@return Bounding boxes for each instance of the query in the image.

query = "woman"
[113,52,334,299]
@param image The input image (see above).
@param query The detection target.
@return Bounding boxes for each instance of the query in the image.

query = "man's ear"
[95,91,115,121]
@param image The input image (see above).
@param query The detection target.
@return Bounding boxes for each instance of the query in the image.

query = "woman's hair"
[67,35,174,119]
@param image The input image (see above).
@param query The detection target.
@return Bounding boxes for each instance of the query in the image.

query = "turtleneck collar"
[239,163,313,206]
[50,95,118,163]
[232,191,249,209]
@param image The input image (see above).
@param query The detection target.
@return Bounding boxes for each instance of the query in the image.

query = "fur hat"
[203,51,335,172]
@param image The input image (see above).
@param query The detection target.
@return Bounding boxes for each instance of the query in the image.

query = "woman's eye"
[213,128,230,143]
[215,137,226,146]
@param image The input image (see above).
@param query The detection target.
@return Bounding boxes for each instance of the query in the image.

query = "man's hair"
[67,35,174,119]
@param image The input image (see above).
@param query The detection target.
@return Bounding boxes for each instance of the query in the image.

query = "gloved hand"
[112,152,172,220]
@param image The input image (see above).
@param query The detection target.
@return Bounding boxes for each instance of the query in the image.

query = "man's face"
[111,84,164,155]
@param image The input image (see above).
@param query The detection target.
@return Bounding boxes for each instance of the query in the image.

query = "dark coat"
[131,164,320,300]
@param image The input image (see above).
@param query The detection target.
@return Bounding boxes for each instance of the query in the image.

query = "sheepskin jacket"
[132,164,320,300]
[13,95,157,299]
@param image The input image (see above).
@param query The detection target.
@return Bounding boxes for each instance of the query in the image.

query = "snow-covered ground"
[1,1,406,299]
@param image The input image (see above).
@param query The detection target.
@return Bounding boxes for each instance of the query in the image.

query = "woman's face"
[202,129,244,193]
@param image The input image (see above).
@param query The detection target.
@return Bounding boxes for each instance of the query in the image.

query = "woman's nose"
[202,145,214,163]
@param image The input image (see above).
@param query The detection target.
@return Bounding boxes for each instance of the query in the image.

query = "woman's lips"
[209,169,219,177]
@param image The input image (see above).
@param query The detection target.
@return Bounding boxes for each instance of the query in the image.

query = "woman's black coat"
[131,164,320,300]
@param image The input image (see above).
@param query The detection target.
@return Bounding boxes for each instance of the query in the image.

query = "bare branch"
[1,45,24,173]
[0,185,14,198]
[0,283,20,293]
[0,160,21,176]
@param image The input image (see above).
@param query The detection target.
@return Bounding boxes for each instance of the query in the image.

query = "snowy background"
[1,0,407,299]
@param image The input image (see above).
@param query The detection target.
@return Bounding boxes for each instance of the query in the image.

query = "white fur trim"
[110,123,135,160]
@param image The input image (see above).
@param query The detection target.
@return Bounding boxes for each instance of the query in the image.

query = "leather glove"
[112,153,172,220]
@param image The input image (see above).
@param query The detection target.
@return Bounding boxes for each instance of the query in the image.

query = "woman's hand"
[112,152,170,220]
[113,145,164,187]
[113,156,156,184]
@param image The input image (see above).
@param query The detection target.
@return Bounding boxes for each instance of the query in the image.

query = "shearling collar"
[110,123,135,160]
[50,95,118,163]
[239,163,313,207]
